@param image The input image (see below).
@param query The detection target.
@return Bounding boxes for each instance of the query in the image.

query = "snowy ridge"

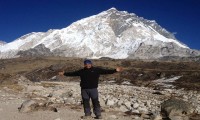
[0,41,6,46]
[0,8,198,59]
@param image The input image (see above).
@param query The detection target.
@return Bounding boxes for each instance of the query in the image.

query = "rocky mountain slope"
[0,8,199,59]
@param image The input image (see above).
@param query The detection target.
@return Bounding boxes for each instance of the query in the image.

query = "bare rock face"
[17,44,53,57]
[128,42,198,59]
[161,98,195,119]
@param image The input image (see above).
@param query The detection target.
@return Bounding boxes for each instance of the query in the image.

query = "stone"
[49,97,56,103]
[99,97,106,107]
[109,115,117,119]
[161,98,195,119]
[105,99,115,106]
[117,99,124,106]
[18,100,39,113]
[119,105,129,112]
[52,90,65,97]
[189,96,199,106]
[132,116,140,119]
[150,113,162,120]
[64,98,75,104]
[13,78,200,119]
[61,91,73,98]
[124,101,132,110]
[132,109,140,113]
[138,107,148,114]
[47,93,53,97]
[146,101,151,108]
[133,103,139,109]
[55,98,65,103]
[196,107,200,113]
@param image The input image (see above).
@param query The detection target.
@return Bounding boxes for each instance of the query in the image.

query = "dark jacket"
[64,67,117,89]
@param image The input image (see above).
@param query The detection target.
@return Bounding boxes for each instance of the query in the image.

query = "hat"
[84,59,92,64]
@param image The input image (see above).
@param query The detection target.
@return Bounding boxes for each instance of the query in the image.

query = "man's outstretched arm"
[98,67,123,74]
[59,70,81,76]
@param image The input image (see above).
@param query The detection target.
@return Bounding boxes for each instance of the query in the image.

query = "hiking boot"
[81,115,92,119]
[95,115,102,119]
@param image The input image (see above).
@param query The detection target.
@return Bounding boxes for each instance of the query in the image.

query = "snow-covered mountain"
[0,8,199,59]
[0,41,6,46]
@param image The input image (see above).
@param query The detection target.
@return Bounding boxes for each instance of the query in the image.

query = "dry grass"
[40,82,60,88]
[0,84,24,92]
[0,57,200,90]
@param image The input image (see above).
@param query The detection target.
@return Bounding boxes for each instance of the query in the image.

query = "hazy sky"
[0,0,199,49]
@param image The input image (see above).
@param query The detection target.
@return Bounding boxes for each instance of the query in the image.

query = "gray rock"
[99,97,106,107]
[119,105,129,112]
[124,101,132,110]
[117,99,123,106]
[133,103,139,109]
[18,100,39,113]
[161,98,195,119]
[105,99,115,106]
[60,91,74,98]
[64,98,75,104]
[132,109,140,113]
[138,107,148,114]
[109,115,117,119]
[146,101,151,108]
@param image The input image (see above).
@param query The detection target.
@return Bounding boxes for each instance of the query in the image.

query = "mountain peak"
[107,7,118,11]
[99,8,178,41]
[104,7,129,15]
[0,8,199,59]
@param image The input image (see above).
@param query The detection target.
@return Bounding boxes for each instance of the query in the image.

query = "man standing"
[59,59,122,119]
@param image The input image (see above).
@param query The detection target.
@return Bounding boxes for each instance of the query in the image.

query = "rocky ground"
[0,57,200,120]
[0,74,199,120]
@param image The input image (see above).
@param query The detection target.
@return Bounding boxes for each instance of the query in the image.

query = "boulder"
[63,98,76,104]
[124,101,132,110]
[18,100,39,113]
[105,99,115,106]
[161,98,195,119]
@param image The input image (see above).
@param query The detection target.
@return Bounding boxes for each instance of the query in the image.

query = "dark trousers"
[81,88,101,116]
